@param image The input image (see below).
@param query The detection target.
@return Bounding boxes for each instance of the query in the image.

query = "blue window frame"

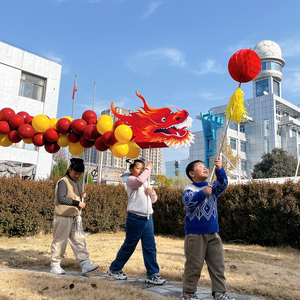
[256,79,269,97]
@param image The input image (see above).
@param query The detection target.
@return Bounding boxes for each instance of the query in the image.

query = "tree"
[252,148,297,178]
[52,148,67,163]
[51,159,68,178]
[173,174,190,188]
[155,174,173,187]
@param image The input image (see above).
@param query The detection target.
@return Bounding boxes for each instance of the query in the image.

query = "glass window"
[19,72,46,102]
[273,80,280,96]
[264,119,269,136]
[241,160,247,171]
[230,138,237,150]
[207,139,213,150]
[240,123,245,133]
[241,141,246,152]
[261,62,282,72]
[292,129,296,137]
[256,79,269,97]
[265,139,270,153]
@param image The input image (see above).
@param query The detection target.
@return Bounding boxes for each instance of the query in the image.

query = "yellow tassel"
[225,84,249,123]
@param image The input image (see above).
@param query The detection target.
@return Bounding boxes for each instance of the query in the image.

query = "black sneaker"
[145,275,165,285]
[212,292,236,300]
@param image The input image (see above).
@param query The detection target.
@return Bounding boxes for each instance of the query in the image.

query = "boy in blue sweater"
[180,158,235,300]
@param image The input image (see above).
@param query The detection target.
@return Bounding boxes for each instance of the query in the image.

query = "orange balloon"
[97,115,113,135]
[57,134,69,147]
[23,138,32,144]
[50,118,58,129]
[115,124,133,143]
[0,134,13,147]
[127,142,141,159]
[69,142,84,156]
[111,142,129,158]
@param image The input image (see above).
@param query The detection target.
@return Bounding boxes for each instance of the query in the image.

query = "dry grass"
[0,232,299,300]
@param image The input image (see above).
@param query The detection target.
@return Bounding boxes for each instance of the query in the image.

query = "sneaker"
[145,275,165,285]
[180,293,199,300]
[81,261,99,275]
[212,292,236,300]
[107,269,127,280]
[50,262,65,275]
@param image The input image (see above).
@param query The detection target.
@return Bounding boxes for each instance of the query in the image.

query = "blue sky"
[1,0,300,174]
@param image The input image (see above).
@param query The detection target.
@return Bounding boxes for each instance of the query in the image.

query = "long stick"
[147,145,152,220]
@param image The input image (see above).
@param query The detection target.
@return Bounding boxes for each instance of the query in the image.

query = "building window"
[207,139,213,151]
[256,79,269,97]
[241,160,247,171]
[277,126,282,136]
[240,123,245,133]
[230,138,237,150]
[273,80,280,96]
[292,129,297,137]
[241,141,246,152]
[19,72,46,102]
[265,139,270,153]
[264,119,269,136]
[261,62,282,72]
[12,141,37,151]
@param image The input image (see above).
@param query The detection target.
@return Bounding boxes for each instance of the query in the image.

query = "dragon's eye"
[161,117,166,122]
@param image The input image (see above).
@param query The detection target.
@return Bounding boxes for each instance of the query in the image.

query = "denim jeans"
[109,212,159,278]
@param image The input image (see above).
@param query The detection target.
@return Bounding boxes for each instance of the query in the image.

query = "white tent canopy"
[0,160,36,179]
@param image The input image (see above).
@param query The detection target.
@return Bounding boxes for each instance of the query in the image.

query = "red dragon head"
[111,91,194,149]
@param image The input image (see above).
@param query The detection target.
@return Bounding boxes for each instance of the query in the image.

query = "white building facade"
[189,40,300,178]
[0,41,62,179]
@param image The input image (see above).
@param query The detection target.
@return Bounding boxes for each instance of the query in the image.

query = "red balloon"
[0,121,10,134]
[71,119,87,134]
[88,118,97,125]
[45,141,60,153]
[95,136,110,151]
[68,132,80,143]
[113,120,125,130]
[79,135,94,148]
[56,118,72,134]
[44,128,59,142]
[82,110,97,123]
[17,111,30,121]
[17,124,35,139]
[32,133,45,147]
[84,124,101,141]
[0,108,15,121]
[8,130,22,143]
[9,114,25,129]
[25,115,34,124]
[102,131,118,146]
[228,49,261,83]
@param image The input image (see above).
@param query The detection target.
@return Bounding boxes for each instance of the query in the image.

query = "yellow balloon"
[0,134,13,147]
[115,124,133,143]
[32,115,50,133]
[97,115,113,135]
[63,116,73,122]
[111,142,129,158]
[50,118,58,129]
[69,142,84,156]
[57,134,70,147]
[23,138,32,144]
[127,142,141,159]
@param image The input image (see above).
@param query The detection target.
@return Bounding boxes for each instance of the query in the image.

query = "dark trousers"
[109,212,159,278]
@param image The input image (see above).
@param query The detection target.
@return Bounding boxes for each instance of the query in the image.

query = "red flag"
[72,77,77,100]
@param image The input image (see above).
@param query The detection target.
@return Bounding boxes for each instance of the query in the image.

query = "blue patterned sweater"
[182,167,228,234]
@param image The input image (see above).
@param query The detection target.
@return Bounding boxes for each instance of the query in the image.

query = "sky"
[1,0,300,174]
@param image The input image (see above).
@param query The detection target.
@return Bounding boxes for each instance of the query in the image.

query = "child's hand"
[147,161,152,168]
[78,202,86,209]
[203,185,212,195]
[80,192,86,198]
[146,187,153,195]
[215,157,222,170]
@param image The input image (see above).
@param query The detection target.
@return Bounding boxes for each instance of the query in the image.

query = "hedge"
[0,177,299,248]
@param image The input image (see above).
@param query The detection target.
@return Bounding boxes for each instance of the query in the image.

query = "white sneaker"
[81,261,99,275]
[107,269,127,280]
[145,275,165,285]
[50,262,65,275]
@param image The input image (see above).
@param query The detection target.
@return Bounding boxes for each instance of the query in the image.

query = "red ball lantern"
[9,114,25,129]
[0,108,15,121]
[56,118,72,134]
[95,136,110,151]
[79,135,94,148]
[44,128,59,142]
[0,121,11,134]
[45,141,60,153]
[228,49,261,83]
[82,110,97,123]
[8,130,22,143]
[17,124,35,139]
[32,133,45,147]
[71,119,87,134]
[68,132,80,143]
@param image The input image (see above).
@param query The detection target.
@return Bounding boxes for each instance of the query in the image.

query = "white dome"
[253,40,282,59]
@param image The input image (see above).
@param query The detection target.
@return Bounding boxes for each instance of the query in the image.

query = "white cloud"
[283,71,300,94]
[279,38,300,57]
[142,2,162,18]
[191,59,224,75]
[126,48,186,75]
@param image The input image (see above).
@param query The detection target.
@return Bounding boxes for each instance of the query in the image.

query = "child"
[50,158,99,275]
[107,159,165,285]
[181,158,235,300]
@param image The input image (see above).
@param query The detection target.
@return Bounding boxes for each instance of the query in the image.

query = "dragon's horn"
[135,91,154,112]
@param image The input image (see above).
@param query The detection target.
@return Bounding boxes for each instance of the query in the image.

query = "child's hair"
[186,160,205,181]
[126,159,145,170]
[65,158,85,176]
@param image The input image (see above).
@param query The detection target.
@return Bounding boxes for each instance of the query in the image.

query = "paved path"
[1,268,265,300]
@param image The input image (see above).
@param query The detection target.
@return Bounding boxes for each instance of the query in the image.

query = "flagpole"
[72,75,77,119]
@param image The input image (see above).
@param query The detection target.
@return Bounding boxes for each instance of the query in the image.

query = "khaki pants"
[51,215,89,263]
[183,232,226,294]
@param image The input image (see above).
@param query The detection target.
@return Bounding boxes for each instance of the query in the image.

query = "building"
[82,106,163,179]
[165,158,189,179]
[189,40,300,178]
[0,40,62,179]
